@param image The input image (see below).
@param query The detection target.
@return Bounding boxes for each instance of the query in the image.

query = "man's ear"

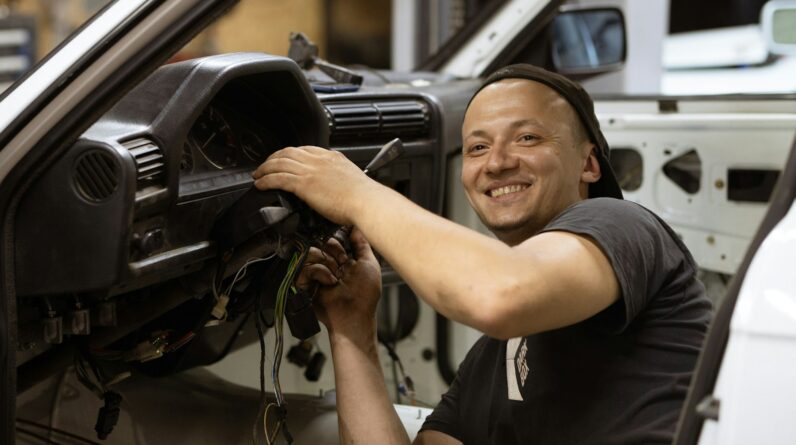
[581,145,602,185]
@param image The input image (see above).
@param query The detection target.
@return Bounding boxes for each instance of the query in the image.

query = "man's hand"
[295,227,382,342]
[296,228,413,444]
[252,146,374,226]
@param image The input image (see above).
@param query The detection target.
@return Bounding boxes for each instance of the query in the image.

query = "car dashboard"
[13,52,447,385]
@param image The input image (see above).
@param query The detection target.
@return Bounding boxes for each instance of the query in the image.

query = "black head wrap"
[471,64,623,199]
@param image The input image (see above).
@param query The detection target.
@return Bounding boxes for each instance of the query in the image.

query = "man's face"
[461,79,597,245]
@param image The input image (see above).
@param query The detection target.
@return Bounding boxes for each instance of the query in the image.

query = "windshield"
[0,0,115,94]
[1,0,504,96]
[3,0,792,109]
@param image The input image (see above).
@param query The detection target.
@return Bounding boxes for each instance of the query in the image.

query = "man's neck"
[494,226,542,247]
[492,198,588,246]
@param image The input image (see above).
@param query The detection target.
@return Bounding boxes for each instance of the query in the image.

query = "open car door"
[0,1,241,441]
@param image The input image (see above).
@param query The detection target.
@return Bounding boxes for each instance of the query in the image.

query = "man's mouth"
[487,184,529,198]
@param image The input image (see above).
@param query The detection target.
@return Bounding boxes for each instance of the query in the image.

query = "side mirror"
[550,7,627,75]
[762,0,796,55]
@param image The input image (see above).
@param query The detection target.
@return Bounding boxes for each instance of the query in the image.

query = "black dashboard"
[16,53,327,297]
[12,52,453,380]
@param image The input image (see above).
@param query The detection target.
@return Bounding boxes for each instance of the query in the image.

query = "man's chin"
[480,215,539,242]
[485,218,525,232]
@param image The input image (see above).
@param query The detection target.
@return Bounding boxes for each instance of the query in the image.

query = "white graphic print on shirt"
[506,337,529,401]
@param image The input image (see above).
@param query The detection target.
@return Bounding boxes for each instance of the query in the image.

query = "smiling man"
[253,64,713,445]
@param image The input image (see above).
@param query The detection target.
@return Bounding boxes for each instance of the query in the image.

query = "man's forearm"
[328,325,410,445]
[352,183,535,333]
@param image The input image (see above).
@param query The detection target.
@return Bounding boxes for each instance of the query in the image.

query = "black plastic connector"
[304,351,326,382]
[285,288,321,341]
[95,391,122,440]
[286,340,313,367]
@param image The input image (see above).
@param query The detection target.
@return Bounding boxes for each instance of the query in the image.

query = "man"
[252,64,713,444]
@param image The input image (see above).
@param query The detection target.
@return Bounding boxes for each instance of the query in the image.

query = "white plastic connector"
[210,294,230,320]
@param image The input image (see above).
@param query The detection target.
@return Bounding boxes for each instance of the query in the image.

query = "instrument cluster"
[181,103,285,176]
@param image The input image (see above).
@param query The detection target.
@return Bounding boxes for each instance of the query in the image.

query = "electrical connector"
[123,333,168,362]
[211,294,230,320]
[95,391,122,440]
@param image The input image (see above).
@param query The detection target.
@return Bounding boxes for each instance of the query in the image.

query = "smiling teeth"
[490,184,527,198]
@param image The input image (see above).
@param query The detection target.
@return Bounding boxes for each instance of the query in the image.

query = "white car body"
[662,25,796,95]
[697,197,796,445]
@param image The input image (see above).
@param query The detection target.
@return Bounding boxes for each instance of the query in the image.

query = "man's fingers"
[296,263,338,288]
[350,227,377,263]
[307,246,339,276]
[297,245,346,289]
[253,172,300,192]
[252,147,294,179]
[252,146,331,178]
[252,155,306,180]
[296,145,330,156]
[323,236,349,264]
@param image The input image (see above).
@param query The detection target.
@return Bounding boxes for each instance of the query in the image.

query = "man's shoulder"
[452,335,504,384]
[543,197,697,271]
[461,335,503,364]
[468,334,502,356]
[567,197,649,217]
[547,198,661,231]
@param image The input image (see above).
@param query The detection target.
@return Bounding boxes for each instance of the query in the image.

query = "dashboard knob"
[136,228,164,255]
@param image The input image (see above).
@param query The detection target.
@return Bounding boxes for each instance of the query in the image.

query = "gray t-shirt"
[421,198,713,444]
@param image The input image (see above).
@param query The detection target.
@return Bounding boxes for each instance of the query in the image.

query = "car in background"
[662,23,796,95]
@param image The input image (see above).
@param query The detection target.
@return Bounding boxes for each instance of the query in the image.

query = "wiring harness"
[247,239,311,445]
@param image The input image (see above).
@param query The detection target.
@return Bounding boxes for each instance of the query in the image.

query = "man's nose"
[485,141,519,174]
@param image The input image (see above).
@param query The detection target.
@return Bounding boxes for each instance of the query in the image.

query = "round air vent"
[73,149,120,202]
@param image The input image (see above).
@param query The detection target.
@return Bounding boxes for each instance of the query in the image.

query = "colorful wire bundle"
[262,239,309,445]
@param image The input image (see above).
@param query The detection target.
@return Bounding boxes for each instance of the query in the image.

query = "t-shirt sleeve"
[539,198,688,333]
[419,337,486,440]
[419,373,464,440]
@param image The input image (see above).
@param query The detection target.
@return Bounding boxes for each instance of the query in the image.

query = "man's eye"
[468,144,487,153]
[520,134,537,142]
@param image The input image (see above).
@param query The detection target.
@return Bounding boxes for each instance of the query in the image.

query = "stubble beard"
[479,208,546,246]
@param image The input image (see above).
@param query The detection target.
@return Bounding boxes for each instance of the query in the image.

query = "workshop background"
[1,0,781,413]
[0,0,480,92]
[0,0,773,94]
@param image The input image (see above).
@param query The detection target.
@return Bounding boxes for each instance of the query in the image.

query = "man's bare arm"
[349,184,619,339]
[329,330,461,445]
[300,230,465,445]
[254,147,619,339]
[299,230,410,444]
[328,330,410,444]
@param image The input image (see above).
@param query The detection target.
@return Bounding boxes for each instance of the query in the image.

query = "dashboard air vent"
[74,149,119,202]
[375,101,428,134]
[325,99,430,143]
[124,138,165,189]
[325,102,380,135]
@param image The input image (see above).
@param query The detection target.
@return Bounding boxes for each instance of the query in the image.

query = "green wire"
[272,241,308,407]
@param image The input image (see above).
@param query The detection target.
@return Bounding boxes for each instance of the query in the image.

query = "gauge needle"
[200,131,217,150]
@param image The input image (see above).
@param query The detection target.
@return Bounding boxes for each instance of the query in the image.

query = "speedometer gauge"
[190,106,238,169]
[240,130,266,162]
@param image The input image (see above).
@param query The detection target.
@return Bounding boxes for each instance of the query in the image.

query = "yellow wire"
[264,402,279,445]
[265,240,308,443]
[272,242,309,406]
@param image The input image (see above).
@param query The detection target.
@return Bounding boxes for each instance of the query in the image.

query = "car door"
[0,0,239,440]
[674,130,796,445]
